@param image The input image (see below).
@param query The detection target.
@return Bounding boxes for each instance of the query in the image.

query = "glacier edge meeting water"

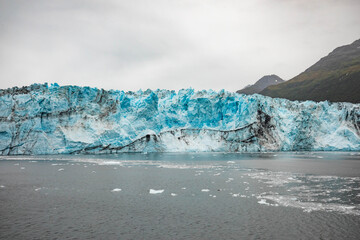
[0,83,359,155]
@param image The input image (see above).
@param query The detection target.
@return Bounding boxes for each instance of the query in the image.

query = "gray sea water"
[1,152,360,240]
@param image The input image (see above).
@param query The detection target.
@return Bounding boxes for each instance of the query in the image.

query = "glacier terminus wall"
[0,84,359,155]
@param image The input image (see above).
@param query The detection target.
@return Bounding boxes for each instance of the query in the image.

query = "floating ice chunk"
[149,189,164,194]
[181,187,186,190]
[171,193,177,196]
[227,161,235,164]
[201,189,210,192]
[214,173,221,176]
[20,167,25,170]
[232,193,240,197]
[0,185,5,188]
[99,161,123,166]
[58,168,64,171]
[226,178,234,183]
[111,188,122,192]
[258,199,270,205]
[34,188,41,191]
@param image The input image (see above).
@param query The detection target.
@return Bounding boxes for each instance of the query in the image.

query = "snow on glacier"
[0,83,359,155]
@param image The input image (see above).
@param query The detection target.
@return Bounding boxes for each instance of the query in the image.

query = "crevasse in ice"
[0,83,359,154]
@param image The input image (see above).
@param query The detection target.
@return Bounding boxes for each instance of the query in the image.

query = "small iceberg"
[258,199,270,205]
[149,189,164,194]
[111,188,122,192]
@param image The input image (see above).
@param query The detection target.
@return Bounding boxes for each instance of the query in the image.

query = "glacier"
[0,83,359,155]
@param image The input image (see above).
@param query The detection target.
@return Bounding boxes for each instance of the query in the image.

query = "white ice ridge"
[149,189,164,194]
[0,83,359,155]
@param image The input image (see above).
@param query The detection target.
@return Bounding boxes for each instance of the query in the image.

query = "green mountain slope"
[260,39,360,103]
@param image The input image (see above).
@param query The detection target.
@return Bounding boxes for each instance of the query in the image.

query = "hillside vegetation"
[261,39,360,103]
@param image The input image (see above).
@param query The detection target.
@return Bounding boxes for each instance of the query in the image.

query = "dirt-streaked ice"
[1,84,359,154]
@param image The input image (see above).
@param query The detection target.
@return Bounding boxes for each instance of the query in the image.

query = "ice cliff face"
[0,84,359,155]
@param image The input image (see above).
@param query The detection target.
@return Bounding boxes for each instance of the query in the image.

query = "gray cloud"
[0,0,359,91]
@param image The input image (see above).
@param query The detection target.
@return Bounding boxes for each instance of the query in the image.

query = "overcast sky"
[0,0,359,91]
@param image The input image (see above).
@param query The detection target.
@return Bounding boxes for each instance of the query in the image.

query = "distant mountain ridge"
[261,39,360,103]
[237,75,284,94]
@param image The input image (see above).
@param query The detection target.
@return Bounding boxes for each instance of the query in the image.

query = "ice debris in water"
[249,170,360,215]
[149,189,164,194]
[1,84,359,154]
[226,178,234,183]
[258,199,270,205]
[201,189,210,192]
[111,188,122,192]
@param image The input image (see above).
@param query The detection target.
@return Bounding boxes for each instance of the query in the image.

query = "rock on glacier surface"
[0,83,359,155]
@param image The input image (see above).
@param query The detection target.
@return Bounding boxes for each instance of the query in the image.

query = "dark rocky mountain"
[261,39,360,103]
[237,75,284,95]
